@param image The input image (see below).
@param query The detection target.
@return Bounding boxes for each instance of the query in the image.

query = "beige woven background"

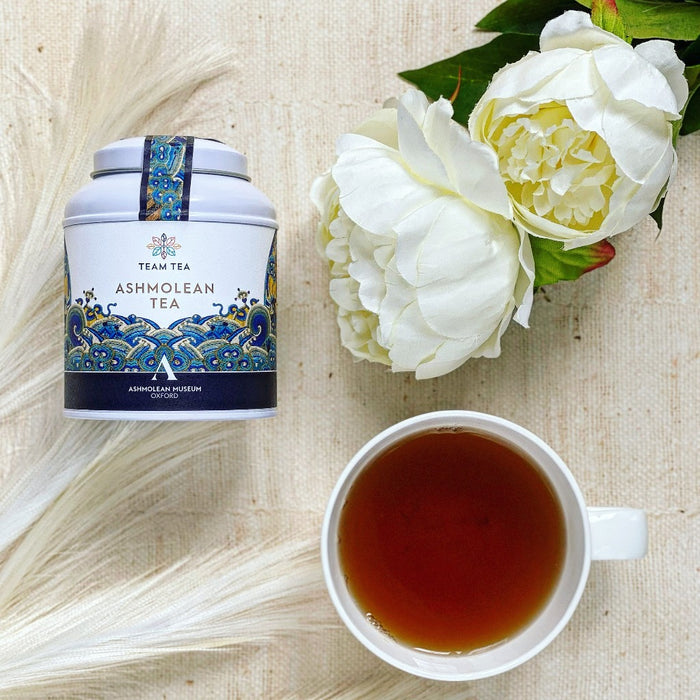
[1,0,698,697]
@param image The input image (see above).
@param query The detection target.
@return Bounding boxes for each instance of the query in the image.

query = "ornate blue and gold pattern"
[65,302,275,373]
[139,135,194,221]
[64,233,277,374]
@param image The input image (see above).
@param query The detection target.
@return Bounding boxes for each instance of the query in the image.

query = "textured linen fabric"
[0,1,697,697]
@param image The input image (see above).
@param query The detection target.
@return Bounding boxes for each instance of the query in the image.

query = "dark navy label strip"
[180,136,195,221]
[138,136,154,221]
[65,372,276,411]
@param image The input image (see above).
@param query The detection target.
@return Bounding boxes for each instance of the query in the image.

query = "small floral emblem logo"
[147,233,181,260]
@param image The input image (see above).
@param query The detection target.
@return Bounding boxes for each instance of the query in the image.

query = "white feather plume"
[0,540,325,694]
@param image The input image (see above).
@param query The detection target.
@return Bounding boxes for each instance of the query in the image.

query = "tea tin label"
[64,220,276,413]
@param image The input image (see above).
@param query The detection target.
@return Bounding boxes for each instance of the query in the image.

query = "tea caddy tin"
[64,136,277,420]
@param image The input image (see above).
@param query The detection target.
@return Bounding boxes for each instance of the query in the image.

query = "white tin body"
[64,136,278,421]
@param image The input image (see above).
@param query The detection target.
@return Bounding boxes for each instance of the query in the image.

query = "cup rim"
[320,410,592,681]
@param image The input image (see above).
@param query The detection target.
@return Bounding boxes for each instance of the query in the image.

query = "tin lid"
[66,135,276,227]
[92,136,249,179]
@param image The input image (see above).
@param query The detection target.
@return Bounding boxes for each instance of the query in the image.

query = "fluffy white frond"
[0,540,328,694]
[0,414,335,692]
[0,420,223,601]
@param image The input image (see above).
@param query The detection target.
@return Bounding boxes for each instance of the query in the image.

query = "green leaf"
[615,0,700,40]
[681,36,700,64]
[680,84,700,133]
[680,63,700,134]
[530,236,616,287]
[476,0,584,36]
[649,195,665,230]
[399,34,539,125]
[591,0,632,41]
[683,62,700,92]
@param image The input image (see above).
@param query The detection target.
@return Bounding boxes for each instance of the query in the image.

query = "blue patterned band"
[139,135,194,221]
[64,233,277,377]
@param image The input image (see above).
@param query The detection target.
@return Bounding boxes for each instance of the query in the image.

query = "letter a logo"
[152,354,177,381]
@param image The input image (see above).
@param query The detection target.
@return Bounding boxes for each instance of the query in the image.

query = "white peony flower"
[468,11,688,248]
[311,90,534,379]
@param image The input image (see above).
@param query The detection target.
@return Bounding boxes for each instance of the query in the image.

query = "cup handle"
[587,507,647,560]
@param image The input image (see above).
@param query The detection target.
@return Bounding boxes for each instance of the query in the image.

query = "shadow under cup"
[321,411,593,681]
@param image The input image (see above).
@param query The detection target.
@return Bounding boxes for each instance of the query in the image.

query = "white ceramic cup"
[321,411,647,681]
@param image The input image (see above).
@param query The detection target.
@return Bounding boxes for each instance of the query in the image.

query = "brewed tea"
[338,429,565,653]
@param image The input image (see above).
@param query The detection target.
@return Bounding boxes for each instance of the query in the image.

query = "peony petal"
[415,247,519,342]
[332,135,439,236]
[515,52,598,104]
[599,102,670,185]
[415,98,513,217]
[512,230,535,327]
[414,302,520,378]
[384,299,444,373]
[337,308,390,365]
[349,257,386,314]
[392,196,449,287]
[397,94,452,191]
[324,236,349,265]
[414,339,475,379]
[393,196,521,340]
[329,276,362,312]
[397,89,430,125]
[471,49,588,111]
[348,225,392,314]
[448,132,512,217]
[540,11,627,52]
[311,171,340,256]
[567,93,671,184]
[422,97,453,155]
[377,262,443,371]
[354,108,399,149]
[470,303,514,359]
[322,210,353,276]
[593,44,681,118]
[634,40,688,115]
[603,134,675,236]
[310,171,336,218]
[377,260,415,347]
[414,358,467,380]
[514,199,589,242]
